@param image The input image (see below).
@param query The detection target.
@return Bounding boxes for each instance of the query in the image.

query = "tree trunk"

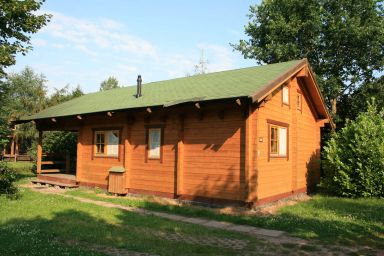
[331,98,337,128]
[331,98,337,114]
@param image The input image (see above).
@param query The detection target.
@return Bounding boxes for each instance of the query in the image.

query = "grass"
[3,163,383,254]
[66,188,384,249]
[6,161,35,183]
[0,188,268,255]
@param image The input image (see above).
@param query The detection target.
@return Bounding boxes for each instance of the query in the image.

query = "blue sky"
[10,0,261,93]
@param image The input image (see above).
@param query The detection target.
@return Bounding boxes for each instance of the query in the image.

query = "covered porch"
[33,127,79,188]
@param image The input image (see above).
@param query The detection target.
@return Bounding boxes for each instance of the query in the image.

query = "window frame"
[145,125,164,163]
[282,85,290,106]
[270,126,279,155]
[267,119,289,161]
[296,90,302,111]
[92,128,122,160]
[95,131,106,155]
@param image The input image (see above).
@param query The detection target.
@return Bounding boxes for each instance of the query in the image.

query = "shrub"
[323,101,384,197]
[0,161,19,199]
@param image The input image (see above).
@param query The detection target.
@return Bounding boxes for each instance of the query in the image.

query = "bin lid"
[108,166,125,173]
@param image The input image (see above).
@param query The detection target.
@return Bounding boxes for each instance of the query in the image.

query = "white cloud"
[100,19,124,30]
[74,45,98,56]
[162,54,196,78]
[197,43,235,72]
[25,11,241,93]
[41,11,158,58]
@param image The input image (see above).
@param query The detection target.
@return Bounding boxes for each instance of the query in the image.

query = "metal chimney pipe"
[136,75,142,98]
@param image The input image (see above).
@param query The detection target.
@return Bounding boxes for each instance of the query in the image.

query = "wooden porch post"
[14,136,19,162]
[10,135,15,157]
[176,114,184,196]
[244,100,257,203]
[37,130,43,174]
[124,125,131,190]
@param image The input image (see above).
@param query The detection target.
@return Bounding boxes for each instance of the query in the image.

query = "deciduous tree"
[233,0,384,120]
[0,0,50,76]
[99,76,119,91]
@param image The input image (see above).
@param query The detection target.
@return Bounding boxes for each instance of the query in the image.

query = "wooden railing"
[1,153,32,162]
[38,153,70,174]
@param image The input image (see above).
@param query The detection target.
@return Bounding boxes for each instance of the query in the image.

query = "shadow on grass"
[70,189,384,249]
[0,206,252,256]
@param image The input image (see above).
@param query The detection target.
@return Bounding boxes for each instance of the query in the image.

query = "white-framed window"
[282,85,289,105]
[94,130,119,157]
[270,125,288,157]
[148,128,162,159]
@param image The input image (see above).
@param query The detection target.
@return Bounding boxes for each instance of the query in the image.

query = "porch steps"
[37,174,78,186]
[31,179,79,189]
[40,169,65,173]
[32,173,79,189]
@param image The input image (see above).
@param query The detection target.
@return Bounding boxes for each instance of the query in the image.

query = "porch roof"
[20,59,315,121]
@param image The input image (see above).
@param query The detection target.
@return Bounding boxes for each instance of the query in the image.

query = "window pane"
[297,94,302,110]
[270,127,278,154]
[96,133,105,154]
[106,130,119,156]
[283,86,289,104]
[279,128,287,156]
[97,143,104,154]
[149,128,161,158]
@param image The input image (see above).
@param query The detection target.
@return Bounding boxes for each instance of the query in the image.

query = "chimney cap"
[137,74,142,83]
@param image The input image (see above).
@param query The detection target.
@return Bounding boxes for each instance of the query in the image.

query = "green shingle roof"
[21,59,304,121]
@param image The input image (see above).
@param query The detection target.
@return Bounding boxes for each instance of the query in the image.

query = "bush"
[0,161,19,199]
[323,101,384,197]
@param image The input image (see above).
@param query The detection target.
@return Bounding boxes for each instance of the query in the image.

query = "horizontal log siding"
[77,113,127,187]
[128,114,178,194]
[183,107,245,201]
[254,76,321,201]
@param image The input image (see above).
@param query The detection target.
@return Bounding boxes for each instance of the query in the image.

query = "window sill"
[269,155,288,159]
[147,157,161,160]
[93,155,119,159]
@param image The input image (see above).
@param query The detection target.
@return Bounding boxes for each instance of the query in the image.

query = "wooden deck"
[32,173,78,188]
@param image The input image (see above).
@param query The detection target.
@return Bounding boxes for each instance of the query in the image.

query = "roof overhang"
[249,58,334,128]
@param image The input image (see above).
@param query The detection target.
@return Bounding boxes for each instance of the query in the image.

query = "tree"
[3,67,47,122]
[1,67,47,154]
[47,85,84,107]
[338,76,384,122]
[0,0,51,76]
[99,76,119,91]
[233,0,384,118]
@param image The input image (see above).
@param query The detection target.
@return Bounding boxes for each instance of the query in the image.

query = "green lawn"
[2,162,383,255]
[6,161,35,182]
[67,188,384,249]
[1,188,271,255]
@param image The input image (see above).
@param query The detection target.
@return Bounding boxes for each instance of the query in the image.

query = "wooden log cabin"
[18,59,333,206]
